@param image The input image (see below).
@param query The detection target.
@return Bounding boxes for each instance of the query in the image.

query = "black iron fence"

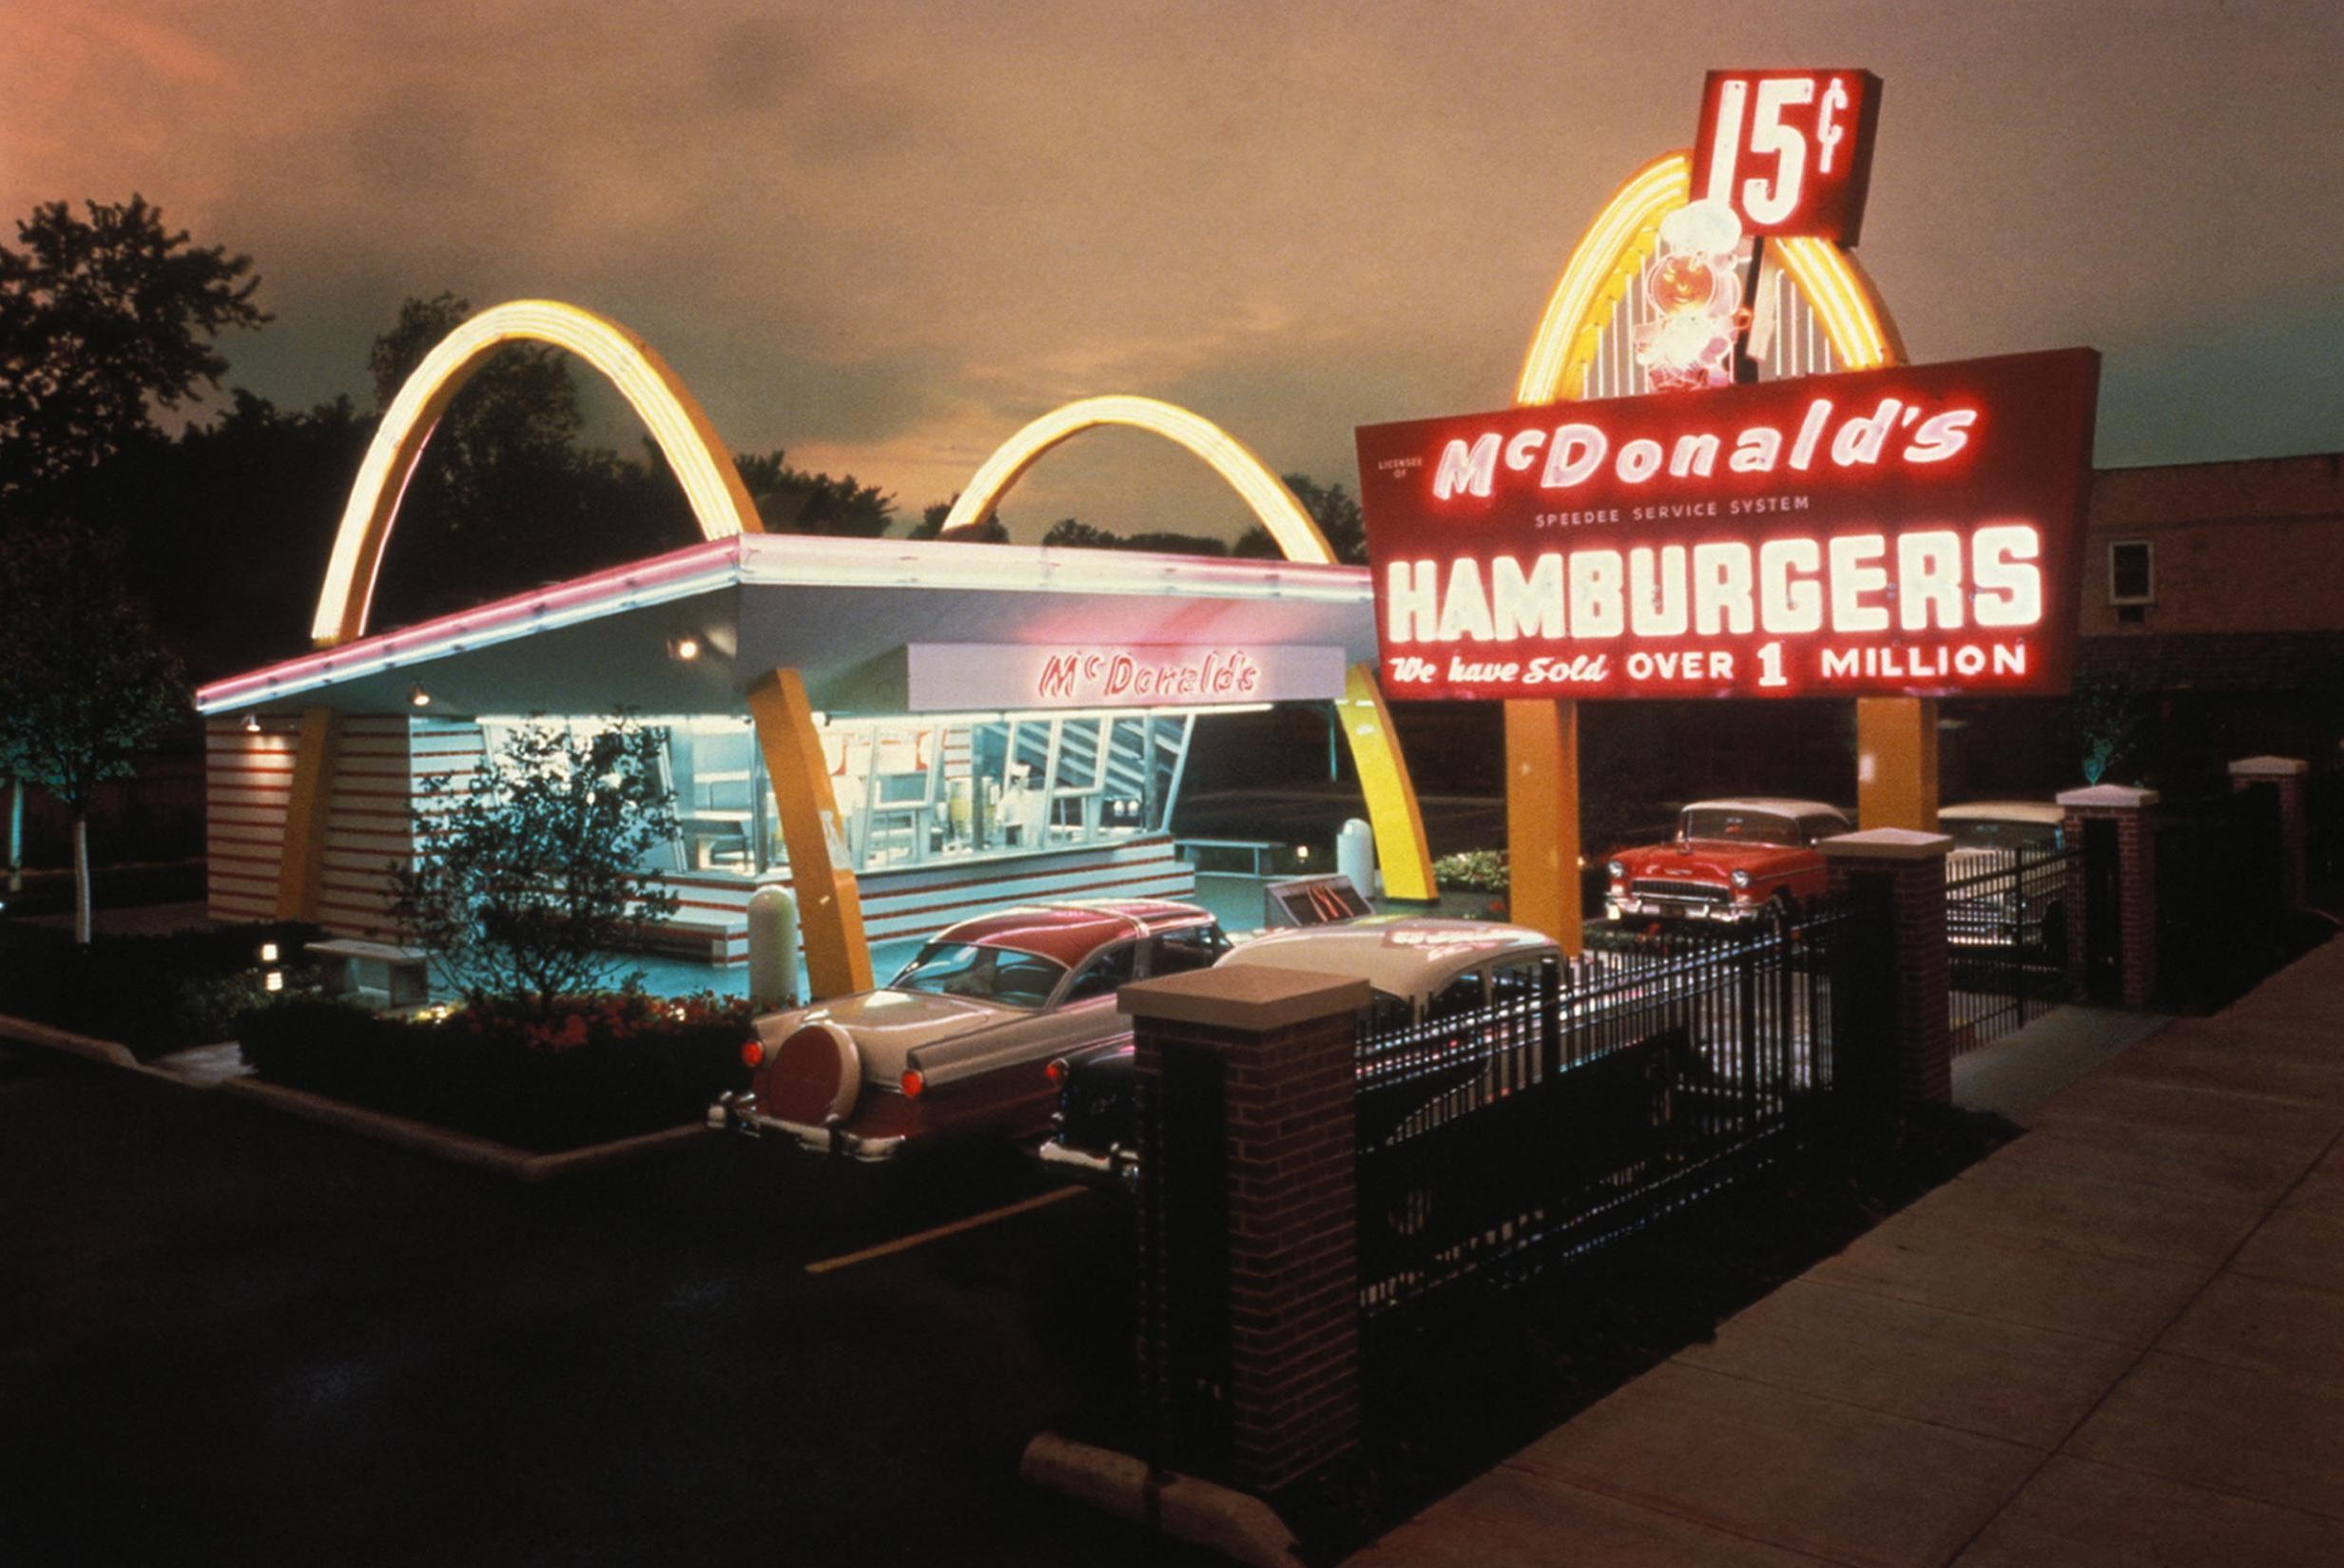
[2157,784,2292,1012]
[1355,908,1847,1329]
[1944,845,2078,1054]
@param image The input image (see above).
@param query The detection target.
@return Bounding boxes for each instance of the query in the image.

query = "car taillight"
[901,1069,925,1099]
[1045,1057,1069,1085]
[740,1038,765,1068]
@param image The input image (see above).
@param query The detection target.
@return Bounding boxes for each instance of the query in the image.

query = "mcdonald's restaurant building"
[194,532,1392,984]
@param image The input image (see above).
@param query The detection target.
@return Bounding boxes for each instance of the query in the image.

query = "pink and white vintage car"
[708,900,1229,1161]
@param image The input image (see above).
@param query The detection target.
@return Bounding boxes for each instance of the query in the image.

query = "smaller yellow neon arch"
[940,395,1433,900]
[1514,151,1905,408]
[937,395,1337,565]
[311,300,762,647]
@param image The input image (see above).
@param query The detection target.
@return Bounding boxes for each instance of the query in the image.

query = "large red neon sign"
[1354,349,2099,701]
[1691,68,1882,243]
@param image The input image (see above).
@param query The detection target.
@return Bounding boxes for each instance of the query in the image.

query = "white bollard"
[1337,816,1377,902]
[746,886,801,1010]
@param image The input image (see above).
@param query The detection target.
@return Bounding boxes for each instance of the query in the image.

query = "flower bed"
[236,991,753,1152]
[0,920,321,1061]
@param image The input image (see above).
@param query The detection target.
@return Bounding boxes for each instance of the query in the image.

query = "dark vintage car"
[1604,797,1851,924]
[1038,916,1561,1184]
[708,900,1229,1161]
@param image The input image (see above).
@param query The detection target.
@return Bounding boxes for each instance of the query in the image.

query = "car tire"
[1768,890,1800,926]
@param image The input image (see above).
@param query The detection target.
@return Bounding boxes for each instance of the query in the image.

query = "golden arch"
[942,395,1437,900]
[1515,150,1907,407]
[309,300,764,648]
[939,395,1338,564]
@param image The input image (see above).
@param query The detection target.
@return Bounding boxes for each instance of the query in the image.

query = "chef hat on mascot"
[1658,198,1743,264]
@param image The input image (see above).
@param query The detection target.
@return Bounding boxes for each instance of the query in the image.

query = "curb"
[0,1014,143,1071]
[1020,1433,1302,1568]
[217,1076,710,1182]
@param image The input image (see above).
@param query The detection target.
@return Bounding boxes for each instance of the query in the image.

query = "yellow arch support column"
[1341,666,1436,901]
[942,395,1438,903]
[275,707,340,922]
[746,668,873,999]
[1503,700,1580,943]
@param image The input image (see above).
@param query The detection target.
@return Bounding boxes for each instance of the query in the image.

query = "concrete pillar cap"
[1817,827,1953,861]
[2056,784,2160,809]
[1118,963,1370,1032]
[2228,755,2310,778]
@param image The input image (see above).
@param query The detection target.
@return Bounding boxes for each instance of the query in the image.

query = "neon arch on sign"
[936,395,1338,564]
[1514,150,1907,408]
[309,300,764,648]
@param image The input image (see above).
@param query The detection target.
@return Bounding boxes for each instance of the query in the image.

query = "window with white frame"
[2108,539,2155,606]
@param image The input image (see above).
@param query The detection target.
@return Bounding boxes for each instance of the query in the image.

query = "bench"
[1173,838,1281,877]
[308,939,432,1009]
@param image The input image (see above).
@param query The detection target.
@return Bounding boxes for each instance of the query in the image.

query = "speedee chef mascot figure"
[1633,198,1750,392]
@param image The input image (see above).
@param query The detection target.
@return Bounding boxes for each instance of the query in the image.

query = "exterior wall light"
[668,634,703,662]
[242,713,262,732]
[409,685,432,707]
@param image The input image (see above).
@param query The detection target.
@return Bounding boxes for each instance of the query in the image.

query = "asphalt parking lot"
[0,1040,1219,1568]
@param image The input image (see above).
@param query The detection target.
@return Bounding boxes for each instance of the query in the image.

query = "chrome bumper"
[1607,897,1761,922]
[1036,1136,1140,1188]
[707,1091,908,1163]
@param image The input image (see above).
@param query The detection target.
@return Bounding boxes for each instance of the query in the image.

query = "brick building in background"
[2073,452,2344,778]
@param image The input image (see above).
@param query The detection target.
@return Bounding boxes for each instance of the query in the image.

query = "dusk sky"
[10,0,2341,545]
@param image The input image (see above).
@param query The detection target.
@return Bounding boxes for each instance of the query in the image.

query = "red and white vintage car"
[708,900,1229,1161]
[1604,798,1852,924]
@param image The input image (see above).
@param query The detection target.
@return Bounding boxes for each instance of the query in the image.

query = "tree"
[1041,516,1118,550]
[0,196,267,509]
[1234,472,1368,564]
[387,719,681,1012]
[0,526,188,942]
[907,495,1006,542]
[734,450,896,536]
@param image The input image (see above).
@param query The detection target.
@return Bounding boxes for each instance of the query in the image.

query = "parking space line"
[803,1186,1083,1275]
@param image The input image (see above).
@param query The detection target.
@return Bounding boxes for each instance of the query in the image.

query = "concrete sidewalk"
[1352,939,2344,1568]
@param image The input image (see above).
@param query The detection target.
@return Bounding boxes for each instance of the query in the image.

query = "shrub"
[1432,848,1508,894]
[237,990,753,1152]
[389,718,681,1011]
[0,920,320,1060]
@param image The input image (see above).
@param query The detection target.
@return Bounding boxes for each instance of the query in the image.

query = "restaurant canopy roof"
[196,533,1377,719]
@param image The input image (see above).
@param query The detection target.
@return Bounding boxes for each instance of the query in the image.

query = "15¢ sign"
[1691,68,1882,243]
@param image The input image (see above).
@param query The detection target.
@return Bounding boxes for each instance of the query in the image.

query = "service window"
[2109,539,2155,605]
[1147,925,1230,978]
[1061,942,1139,1004]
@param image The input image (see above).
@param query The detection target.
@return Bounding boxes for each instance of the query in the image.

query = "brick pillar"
[2230,756,2309,910]
[1120,963,1367,1498]
[1819,828,1953,1108]
[2058,784,2160,1009]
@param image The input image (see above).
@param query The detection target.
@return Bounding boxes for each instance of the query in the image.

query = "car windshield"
[887,942,1068,1008]
[1947,818,2062,853]
[1680,808,1802,846]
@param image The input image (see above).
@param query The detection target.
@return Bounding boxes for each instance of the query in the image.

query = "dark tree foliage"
[1233,472,1368,563]
[93,389,373,679]
[1040,516,1118,549]
[1123,530,1229,556]
[0,196,267,508]
[736,450,896,537]
[908,495,1006,541]
[0,524,189,941]
[388,719,682,1012]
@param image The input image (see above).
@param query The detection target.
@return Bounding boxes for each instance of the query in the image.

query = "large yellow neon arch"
[938,396,1338,563]
[941,395,1437,900]
[1515,150,1907,406]
[309,300,764,648]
